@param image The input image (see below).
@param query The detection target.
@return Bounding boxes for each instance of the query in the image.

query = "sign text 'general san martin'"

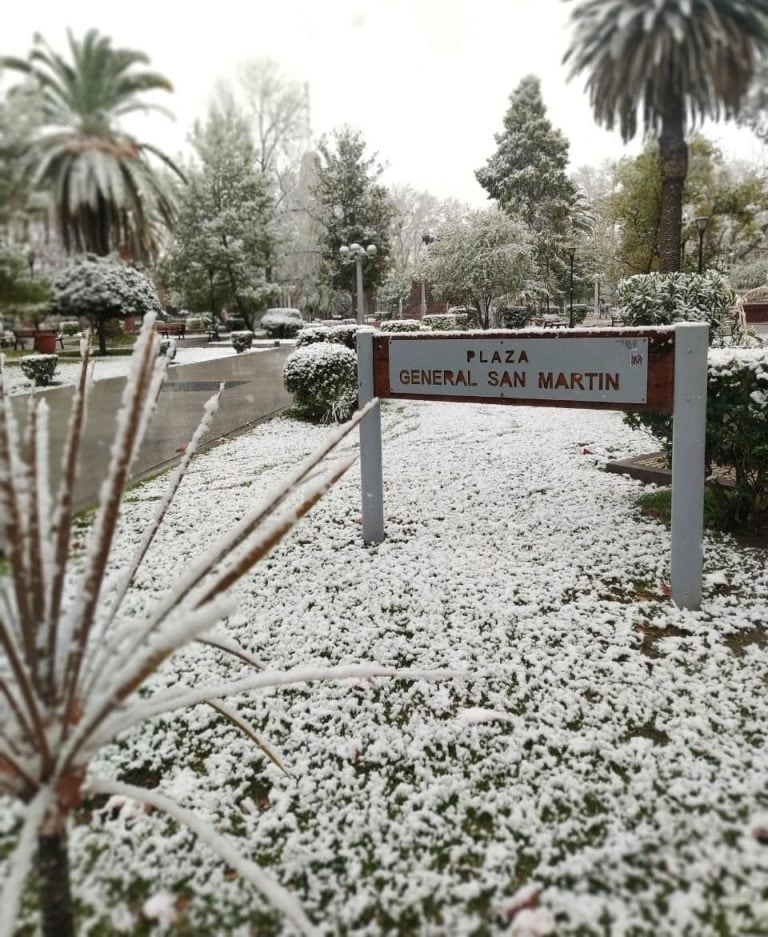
[388,337,649,404]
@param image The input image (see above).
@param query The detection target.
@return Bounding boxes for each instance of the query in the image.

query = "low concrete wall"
[7,346,293,521]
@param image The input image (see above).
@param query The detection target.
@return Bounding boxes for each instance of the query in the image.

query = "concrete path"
[9,344,293,515]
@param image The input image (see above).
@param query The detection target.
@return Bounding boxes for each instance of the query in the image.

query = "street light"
[420,232,435,317]
[567,245,576,328]
[694,216,709,274]
[339,241,377,325]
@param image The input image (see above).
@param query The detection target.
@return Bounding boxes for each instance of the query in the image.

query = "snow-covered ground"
[4,399,768,935]
[3,343,238,394]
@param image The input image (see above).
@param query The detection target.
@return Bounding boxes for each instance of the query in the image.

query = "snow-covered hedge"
[260,308,304,339]
[19,354,58,386]
[295,324,363,350]
[627,347,768,529]
[380,320,422,333]
[422,313,466,331]
[283,343,358,423]
[230,330,254,353]
[617,271,737,341]
[500,307,530,328]
[706,348,768,527]
[295,327,332,347]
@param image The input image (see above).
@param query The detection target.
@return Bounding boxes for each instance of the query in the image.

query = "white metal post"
[670,322,708,610]
[356,330,385,544]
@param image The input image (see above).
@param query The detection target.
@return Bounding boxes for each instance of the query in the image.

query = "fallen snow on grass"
[6,400,768,935]
[2,344,238,394]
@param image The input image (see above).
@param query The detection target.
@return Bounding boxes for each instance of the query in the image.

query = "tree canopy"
[50,253,160,353]
[564,0,768,272]
[160,106,278,329]
[419,208,534,328]
[0,29,183,261]
[312,127,394,312]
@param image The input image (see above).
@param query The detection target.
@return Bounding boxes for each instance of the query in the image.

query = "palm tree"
[564,0,768,273]
[1,30,184,262]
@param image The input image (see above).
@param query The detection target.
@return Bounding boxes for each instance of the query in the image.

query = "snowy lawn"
[2,344,239,394]
[4,399,767,935]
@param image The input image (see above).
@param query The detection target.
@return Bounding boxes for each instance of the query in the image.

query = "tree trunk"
[97,319,107,356]
[657,95,688,274]
[37,811,75,937]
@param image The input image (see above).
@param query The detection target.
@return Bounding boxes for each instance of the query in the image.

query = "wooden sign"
[373,329,674,412]
[357,325,707,611]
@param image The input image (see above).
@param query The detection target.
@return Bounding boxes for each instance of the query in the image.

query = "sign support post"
[670,322,709,610]
[356,331,385,544]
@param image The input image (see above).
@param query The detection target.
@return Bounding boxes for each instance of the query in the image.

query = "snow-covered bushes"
[500,307,530,329]
[423,313,463,331]
[19,353,58,386]
[327,324,361,349]
[617,271,738,341]
[283,343,358,423]
[230,330,254,353]
[627,346,768,529]
[295,326,332,347]
[705,348,768,527]
[295,324,362,350]
[260,308,304,339]
[380,320,422,333]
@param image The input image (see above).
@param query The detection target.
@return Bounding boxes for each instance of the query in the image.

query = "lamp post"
[567,246,576,328]
[339,241,377,325]
[420,232,435,317]
[208,268,219,340]
[694,216,709,274]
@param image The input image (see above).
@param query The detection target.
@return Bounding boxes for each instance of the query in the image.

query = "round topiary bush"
[19,354,58,386]
[295,327,332,347]
[260,308,304,339]
[422,313,462,331]
[327,324,362,349]
[283,343,358,423]
[230,330,254,353]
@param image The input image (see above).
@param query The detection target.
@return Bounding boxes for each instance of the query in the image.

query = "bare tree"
[215,58,311,206]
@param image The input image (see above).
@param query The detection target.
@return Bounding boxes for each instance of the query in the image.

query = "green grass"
[635,486,735,532]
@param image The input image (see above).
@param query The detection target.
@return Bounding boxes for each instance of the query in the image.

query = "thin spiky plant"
[0,315,445,936]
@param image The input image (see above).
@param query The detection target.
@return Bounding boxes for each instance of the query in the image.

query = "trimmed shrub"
[20,354,58,386]
[328,324,362,349]
[423,313,461,331]
[380,320,422,333]
[705,348,768,528]
[570,303,590,325]
[617,271,737,341]
[185,316,206,331]
[627,347,768,530]
[500,307,531,328]
[261,308,304,339]
[296,327,332,347]
[230,330,254,353]
[283,343,358,423]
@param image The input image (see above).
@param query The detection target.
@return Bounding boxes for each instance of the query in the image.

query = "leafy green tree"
[418,208,534,328]
[50,254,161,353]
[606,135,768,280]
[564,0,768,273]
[0,81,46,239]
[476,75,578,238]
[0,242,49,316]
[160,106,278,329]
[1,30,182,261]
[312,127,394,313]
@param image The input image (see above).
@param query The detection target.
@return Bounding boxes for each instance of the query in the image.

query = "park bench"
[154,321,186,339]
[12,329,65,351]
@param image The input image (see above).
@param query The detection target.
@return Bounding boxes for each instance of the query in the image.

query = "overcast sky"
[3,0,765,205]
